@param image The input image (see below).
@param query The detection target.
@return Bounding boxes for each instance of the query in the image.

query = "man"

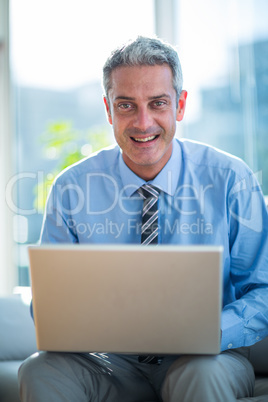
[19,36,268,401]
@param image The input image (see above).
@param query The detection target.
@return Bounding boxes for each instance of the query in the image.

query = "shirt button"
[228,343,233,349]
[256,336,260,341]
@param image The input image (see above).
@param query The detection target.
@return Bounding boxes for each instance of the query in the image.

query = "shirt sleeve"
[40,177,78,244]
[221,170,268,351]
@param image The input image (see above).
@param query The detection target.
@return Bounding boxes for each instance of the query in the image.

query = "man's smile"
[131,135,159,143]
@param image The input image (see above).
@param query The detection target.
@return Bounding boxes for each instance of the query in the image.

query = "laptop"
[28,244,223,355]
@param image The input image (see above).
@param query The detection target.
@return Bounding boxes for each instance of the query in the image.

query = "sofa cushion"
[0,296,36,361]
[254,377,268,398]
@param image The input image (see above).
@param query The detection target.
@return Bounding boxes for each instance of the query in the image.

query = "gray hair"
[103,36,183,104]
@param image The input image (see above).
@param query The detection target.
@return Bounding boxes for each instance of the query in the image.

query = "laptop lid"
[28,244,223,355]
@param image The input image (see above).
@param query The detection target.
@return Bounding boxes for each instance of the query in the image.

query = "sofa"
[0,295,36,402]
[0,295,268,402]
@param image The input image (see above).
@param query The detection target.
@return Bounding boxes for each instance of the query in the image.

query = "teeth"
[133,135,156,142]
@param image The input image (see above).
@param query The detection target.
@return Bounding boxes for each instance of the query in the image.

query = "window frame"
[0,0,16,294]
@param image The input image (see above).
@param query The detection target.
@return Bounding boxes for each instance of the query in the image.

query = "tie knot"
[138,184,160,200]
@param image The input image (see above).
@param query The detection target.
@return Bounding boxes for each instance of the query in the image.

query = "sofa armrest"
[0,296,36,361]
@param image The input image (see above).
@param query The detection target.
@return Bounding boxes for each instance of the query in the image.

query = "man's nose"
[132,107,154,132]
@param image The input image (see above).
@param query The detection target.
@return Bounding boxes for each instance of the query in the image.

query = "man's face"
[104,64,187,180]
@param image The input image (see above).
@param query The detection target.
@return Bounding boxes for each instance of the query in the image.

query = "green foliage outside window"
[34,121,112,212]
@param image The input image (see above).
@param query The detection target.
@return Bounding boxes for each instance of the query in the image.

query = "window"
[9,0,155,287]
[3,0,267,293]
[177,0,268,195]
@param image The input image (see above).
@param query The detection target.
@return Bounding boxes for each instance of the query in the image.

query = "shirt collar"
[119,138,182,197]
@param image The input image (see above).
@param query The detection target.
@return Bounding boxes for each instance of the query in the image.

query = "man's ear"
[176,90,188,122]
[103,96,113,125]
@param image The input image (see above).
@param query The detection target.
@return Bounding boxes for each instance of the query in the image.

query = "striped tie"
[138,184,160,245]
[137,184,162,365]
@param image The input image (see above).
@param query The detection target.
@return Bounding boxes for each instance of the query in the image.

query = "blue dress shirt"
[40,138,268,352]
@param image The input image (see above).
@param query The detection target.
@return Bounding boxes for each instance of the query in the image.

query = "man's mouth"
[131,135,158,143]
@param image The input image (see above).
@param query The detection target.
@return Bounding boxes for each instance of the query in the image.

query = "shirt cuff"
[221,308,244,351]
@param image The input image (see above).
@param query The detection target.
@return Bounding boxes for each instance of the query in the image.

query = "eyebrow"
[115,96,135,101]
[115,94,171,101]
[148,94,171,100]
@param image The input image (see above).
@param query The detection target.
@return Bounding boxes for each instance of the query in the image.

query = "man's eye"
[118,103,132,110]
[154,101,165,107]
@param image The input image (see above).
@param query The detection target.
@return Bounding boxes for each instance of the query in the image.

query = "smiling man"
[18,36,268,402]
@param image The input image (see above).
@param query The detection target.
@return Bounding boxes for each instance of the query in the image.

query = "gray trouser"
[18,348,255,402]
